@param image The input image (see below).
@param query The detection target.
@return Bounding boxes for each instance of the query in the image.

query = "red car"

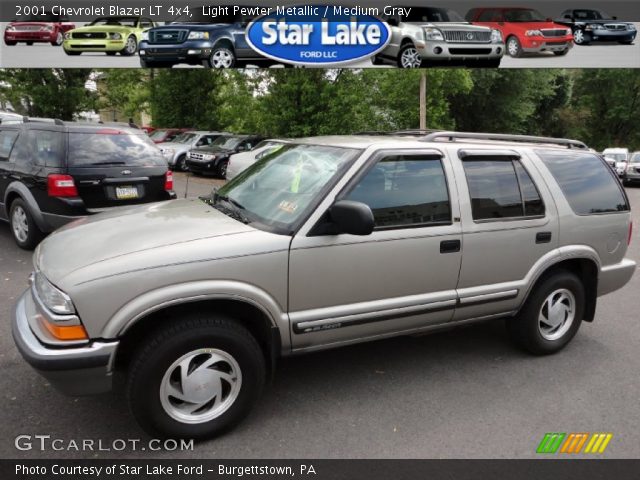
[466,7,573,57]
[148,128,192,144]
[4,12,75,46]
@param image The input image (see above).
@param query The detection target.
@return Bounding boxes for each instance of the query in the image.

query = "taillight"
[628,221,633,245]
[47,174,78,197]
[164,171,173,191]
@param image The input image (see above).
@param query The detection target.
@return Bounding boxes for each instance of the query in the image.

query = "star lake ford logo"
[246,5,391,66]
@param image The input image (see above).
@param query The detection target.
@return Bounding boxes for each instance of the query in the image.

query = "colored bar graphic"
[584,433,613,454]
[539,433,613,454]
[560,433,589,454]
[537,433,566,454]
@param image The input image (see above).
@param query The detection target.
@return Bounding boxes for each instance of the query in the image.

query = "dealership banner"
[1,0,639,68]
[4,459,640,480]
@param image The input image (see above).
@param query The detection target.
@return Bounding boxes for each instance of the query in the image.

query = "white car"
[602,147,629,177]
[226,140,289,180]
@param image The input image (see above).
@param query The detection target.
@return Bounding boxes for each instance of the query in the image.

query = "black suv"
[186,134,264,177]
[557,9,637,45]
[0,119,176,249]
[139,8,269,68]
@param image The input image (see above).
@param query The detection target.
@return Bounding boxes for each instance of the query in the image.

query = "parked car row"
[4,7,636,68]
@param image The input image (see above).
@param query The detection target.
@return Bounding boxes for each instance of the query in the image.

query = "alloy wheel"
[11,206,29,243]
[507,38,520,56]
[538,288,576,341]
[125,36,137,54]
[211,49,234,68]
[573,30,584,44]
[160,348,242,424]
[400,47,422,68]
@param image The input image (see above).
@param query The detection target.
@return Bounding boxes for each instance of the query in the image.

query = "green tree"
[96,69,150,123]
[0,69,96,120]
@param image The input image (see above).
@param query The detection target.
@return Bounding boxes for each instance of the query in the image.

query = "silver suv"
[12,132,636,439]
[374,6,505,67]
[158,131,227,171]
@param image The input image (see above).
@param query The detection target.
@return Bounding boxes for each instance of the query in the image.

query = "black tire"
[204,45,236,68]
[397,43,423,68]
[176,154,189,172]
[64,49,81,56]
[26,41,34,46]
[4,40,17,46]
[506,270,585,355]
[472,58,501,68]
[51,31,64,46]
[371,55,384,65]
[121,35,137,56]
[619,41,634,45]
[506,36,523,58]
[106,51,117,56]
[553,49,569,56]
[217,159,229,179]
[9,198,44,250]
[140,58,173,68]
[572,30,591,45]
[127,315,266,439]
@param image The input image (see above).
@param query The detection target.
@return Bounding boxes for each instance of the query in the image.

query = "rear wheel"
[121,35,137,56]
[9,199,44,250]
[127,315,266,439]
[506,271,584,355]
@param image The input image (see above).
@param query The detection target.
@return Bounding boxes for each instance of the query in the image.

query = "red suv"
[4,12,75,46]
[467,7,573,57]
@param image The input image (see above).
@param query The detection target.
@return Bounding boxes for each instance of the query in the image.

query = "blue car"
[139,8,269,68]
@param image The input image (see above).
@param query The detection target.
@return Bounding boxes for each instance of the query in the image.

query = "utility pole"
[419,70,427,130]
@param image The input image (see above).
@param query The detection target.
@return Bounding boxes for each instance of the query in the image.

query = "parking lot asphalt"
[1,27,639,68]
[0,177,639,459]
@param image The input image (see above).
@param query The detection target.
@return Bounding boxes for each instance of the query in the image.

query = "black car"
[186,134,264,177]
[0,118,176,249]
[139,8,269,68]
[557,9,637,45]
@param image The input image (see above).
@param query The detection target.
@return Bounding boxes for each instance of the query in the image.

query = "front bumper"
[418,41,504,60]
[4,31,55,42]
[522,36,573,53]
[186,158,218,174]
[139,40,213,65]
[624,166,640,181]
[598,258,636,296]
[12,289,118,396]
[63,39,126,52]
[588,29,636,42]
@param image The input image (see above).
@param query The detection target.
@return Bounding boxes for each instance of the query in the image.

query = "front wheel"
[4,40,17,46]
[506,36,523,57]
[506,271,585,355]
[127,315,266,439]
[204,46,236,68]
[371,55,384,65]
[619,41,634,45]
[26,41,34,46]
[64,49,81,56]
[121,35,137,56]
[9,199,44,250]
[217,160,229,179]
[553,49,569,56]
[573,29,591,45]
[176,154,189,172]
[397,44,423,68]
[51,31,64,46]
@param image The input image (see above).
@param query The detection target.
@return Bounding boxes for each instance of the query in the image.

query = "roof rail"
[420,131,588,149]
[391,129,441,136]
[20,116,65,126]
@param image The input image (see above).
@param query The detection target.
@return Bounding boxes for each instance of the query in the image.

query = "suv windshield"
[402,8,464,22]
[215,144,360,232]
[630,153,640,163]
[210,136,244,149]
[90,17,139,27]
[606,153,628,162]
[504,9,547,22]
[68,132,167,167]
[171,132,197,143]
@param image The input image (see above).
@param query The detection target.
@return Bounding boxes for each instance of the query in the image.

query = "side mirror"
[387,17,398,27]
[329,200,375,236]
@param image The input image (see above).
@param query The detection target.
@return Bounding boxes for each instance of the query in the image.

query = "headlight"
[525,30,542,36]
[34,272,75,315]
[423,27,444,41]
[141,31,149,41]
[203,154,216,161]
[109,32,122,40]
[586,24,602,31]
[491,29,503,43]
[162,148,174,156]
[629,24,636,31]
[6,25,16,31]
[64,32,72,39]
[188,31,209,40]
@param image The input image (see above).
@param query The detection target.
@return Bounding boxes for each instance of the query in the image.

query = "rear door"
[66,128,169,210]
[0,127,20,218]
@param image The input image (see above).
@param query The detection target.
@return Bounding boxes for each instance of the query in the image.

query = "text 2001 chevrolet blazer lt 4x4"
[12,132,636,439]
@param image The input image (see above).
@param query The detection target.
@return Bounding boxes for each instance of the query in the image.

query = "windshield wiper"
[214,194,252,224]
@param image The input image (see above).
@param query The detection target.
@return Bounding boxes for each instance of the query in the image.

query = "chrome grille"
[72,32,107,39]
[15,25,43,31]
[149,29,188,44]
[443,30,491,43]
[604,24,628,31]
[541,29,568,38]
[188,152,206,161]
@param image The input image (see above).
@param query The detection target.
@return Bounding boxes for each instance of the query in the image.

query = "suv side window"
[537,150,629,214]
[463,158,545,220]
[27,130,64,167]
[345,154,451,229]
[0,130,19,161]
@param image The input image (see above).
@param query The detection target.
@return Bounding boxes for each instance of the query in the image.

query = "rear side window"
[68,132,166,167]
[463,158,545,220]
[27,130,64,167]
[0,130,18,160]
[537,150,629,214]
[345,154,451,229]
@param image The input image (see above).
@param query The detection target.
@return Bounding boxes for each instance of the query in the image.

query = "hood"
[426,22,490,32]
[157,23,230,30]
[71,24,134,33]
[8,22,52,27]
[191,146,235,155]
[508,21,568,30]
[159,141,192,149]
[35,199,257,286]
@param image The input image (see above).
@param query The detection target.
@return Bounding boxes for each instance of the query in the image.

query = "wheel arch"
[213,37,235,51]
[4,182,47,231]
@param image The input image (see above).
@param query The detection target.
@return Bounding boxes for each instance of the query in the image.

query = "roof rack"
[18,116,65,126]
[391,129,441,136]
[420,131,588,149]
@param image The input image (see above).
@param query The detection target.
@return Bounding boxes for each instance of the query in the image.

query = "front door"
[288,149,463,352]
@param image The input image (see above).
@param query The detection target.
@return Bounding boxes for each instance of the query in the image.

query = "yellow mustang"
[63,16,155,56]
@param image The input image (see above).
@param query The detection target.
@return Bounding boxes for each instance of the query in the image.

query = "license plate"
[115,186,139,200]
